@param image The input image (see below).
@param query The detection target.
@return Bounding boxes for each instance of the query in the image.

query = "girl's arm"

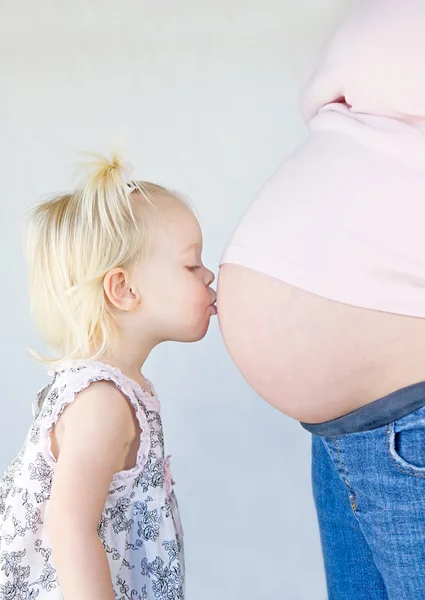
[48,381,136,600]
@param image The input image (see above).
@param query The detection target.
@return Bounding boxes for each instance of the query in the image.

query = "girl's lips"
[209,303,217,316]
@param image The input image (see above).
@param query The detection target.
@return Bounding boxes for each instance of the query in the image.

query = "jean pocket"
[387,406,425,476]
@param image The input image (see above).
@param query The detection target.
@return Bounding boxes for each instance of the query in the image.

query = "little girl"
[0,154,216,600]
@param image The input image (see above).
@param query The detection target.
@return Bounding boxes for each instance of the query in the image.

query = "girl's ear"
[103,268,140,311]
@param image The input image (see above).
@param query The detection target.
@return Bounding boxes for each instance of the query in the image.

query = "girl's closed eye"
[187,265,201,271]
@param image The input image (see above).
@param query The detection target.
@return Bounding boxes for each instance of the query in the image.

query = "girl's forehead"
[151,201,203,255]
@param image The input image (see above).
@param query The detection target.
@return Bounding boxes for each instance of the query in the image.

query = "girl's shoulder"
[36,360,160,418]
[32,360,162,492]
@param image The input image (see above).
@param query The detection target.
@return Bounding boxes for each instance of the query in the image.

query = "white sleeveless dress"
[0,360,184,600]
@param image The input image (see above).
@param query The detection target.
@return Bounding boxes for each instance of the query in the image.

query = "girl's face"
[132,195,216,344]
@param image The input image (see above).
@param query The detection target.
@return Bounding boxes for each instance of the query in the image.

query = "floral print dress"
[0,360,184,600]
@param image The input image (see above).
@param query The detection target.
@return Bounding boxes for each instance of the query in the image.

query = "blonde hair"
[27,153,173,365]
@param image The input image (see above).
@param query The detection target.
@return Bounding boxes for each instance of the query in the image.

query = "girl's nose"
[206,269,215,287]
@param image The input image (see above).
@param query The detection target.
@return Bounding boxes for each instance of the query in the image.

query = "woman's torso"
[218,111,425,422]
[218,110,425,423]
[0,361,184,599]
[218,0,425,424]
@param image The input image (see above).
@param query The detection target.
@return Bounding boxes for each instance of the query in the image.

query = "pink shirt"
[221,0,425,317]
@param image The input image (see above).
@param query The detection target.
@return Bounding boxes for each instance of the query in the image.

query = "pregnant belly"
[218,265,425,423]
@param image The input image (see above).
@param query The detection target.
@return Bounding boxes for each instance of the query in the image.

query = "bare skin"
[218,264,425,423]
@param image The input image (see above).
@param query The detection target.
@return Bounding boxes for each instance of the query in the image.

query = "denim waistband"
[300,380,425,436]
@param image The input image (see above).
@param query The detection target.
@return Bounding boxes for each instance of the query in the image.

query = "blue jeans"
[312,404,425,599]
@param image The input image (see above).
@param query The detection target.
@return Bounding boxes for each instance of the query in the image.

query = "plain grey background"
[0,1,354,597]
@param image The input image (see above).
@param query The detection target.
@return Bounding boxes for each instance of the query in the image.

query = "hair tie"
[120,161,137,193]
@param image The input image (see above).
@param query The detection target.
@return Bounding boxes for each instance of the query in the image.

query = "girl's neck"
[99,335,157,390]
[106,358,152,390]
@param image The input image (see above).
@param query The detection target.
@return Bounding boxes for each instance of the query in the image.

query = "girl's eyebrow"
[181,242,202,254]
